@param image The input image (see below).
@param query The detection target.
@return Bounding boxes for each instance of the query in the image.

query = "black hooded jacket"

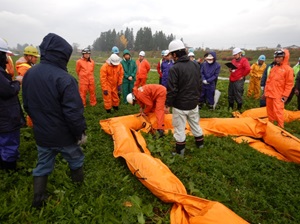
[0,67,24,133]
[166,55,202,110]
[22,33,86,147]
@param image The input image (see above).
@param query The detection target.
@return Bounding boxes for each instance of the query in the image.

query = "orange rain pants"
[76,58,97,106]
[134,59,150,87]
[100,62,124,110]
[133,84,166,129]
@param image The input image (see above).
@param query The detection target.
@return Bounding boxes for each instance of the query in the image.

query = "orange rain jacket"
[135,58,150,87]
[264,49,294,128]
[100,60,124,110]
[76,57,97,106]
[15,56,33,126]
[133,84,166,130]
[16,56,31,76]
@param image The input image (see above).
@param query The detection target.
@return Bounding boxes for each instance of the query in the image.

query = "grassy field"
[1,52,300,223]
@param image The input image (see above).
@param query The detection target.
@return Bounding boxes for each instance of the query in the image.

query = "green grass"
[1,55,300,223]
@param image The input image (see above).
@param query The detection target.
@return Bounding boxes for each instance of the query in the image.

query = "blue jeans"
[0,130,20,162]
[33,144,84,176]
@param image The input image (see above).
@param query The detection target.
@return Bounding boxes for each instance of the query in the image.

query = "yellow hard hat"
[24,46,40,57]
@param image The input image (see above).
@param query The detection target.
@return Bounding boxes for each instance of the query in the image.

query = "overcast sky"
[1,0,299,50]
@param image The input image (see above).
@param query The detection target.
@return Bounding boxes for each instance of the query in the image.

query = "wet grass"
[1,57,300,223]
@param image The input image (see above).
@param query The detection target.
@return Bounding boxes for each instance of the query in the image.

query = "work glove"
[77,133,87,145]
[117,85,122,98]
[15,76,23,85]
[103,90,108,96]
[203,80,209,85]
[260,86,264,91]
[117,85,122,92]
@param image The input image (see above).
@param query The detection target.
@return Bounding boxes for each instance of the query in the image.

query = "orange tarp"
[100,108,300,223]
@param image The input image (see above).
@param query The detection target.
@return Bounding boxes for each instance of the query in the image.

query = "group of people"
[76,45,151,113]
[0,34,205,209]
[0,31,298,210]
[228,47,295,128]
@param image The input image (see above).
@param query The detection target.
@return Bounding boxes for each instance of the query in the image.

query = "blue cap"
[258,55,266,61]
[112,46,119,54]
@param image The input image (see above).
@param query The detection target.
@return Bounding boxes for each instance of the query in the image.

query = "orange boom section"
[100,108,300,223]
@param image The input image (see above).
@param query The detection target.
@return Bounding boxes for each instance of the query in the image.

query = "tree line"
[92,27,176,52]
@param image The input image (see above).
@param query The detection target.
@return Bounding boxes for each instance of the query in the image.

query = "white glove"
[15,75,23,84]
[260,86,264,91]
[77,133,87,145]
[203,80,209,84]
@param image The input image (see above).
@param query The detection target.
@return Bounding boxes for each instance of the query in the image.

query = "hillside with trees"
[92,27,175,52]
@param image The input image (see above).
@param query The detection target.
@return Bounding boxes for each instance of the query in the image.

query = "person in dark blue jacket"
[22,33,87,208]
[161,50,174,88]
[0,38,25,171]
[199,52,221,110]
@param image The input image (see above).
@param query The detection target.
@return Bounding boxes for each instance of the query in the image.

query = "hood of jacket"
[39,33,72,71]
[209,51,217,61]
[282,49,290,66]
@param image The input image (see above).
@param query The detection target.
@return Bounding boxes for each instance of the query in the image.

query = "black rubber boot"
[106,109,111,113]
[237,103,242,111]
[228,102,234,110]
[71,167,84,183]
[195,135,204,148]
[2,161,17,171]
[32,176,48,208]
[113,106,119,111]
[172,141,186,156]
[198,103,204,109]
[0,157,3,169]
[208,105,214,110]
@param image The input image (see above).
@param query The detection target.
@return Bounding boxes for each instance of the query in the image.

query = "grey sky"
[1,0,299,50]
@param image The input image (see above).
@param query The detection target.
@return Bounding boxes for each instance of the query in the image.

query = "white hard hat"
[168,39,185,53]
[188,52,195,57]
[163,50,170,56]
[139,51,145,56]
[126,93,135,104]
[109,53,120,65]
[0,38,13,54]
[232,47,242,56]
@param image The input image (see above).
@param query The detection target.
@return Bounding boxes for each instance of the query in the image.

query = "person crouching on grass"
[126,84,169,137]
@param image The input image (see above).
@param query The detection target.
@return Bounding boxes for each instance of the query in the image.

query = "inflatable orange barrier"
[100,110,300,223]
[233,107,300,123]
[100,114,249,223]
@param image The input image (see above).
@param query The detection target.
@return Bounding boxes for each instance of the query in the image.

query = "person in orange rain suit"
[247,55,267,99]
[126,84,168,137]
[134,51,150,87]
[16,45,40,127]
[264,49,294,128]
[100,53,124,113]
[76,48,97,107]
